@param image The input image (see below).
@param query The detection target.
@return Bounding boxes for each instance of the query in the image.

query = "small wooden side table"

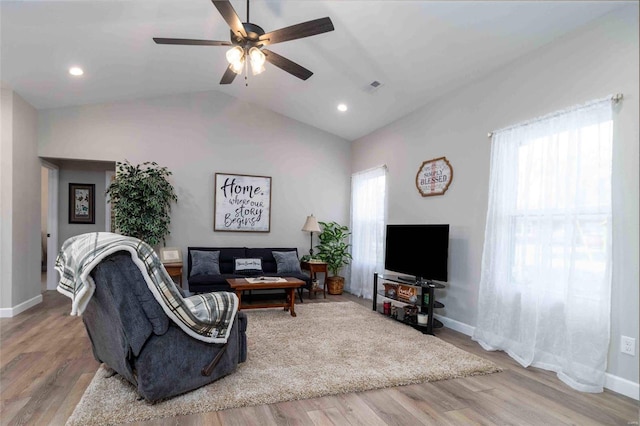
[163,262,183,287]
[301,261,328,299]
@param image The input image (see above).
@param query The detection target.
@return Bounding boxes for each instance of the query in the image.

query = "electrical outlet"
[621,336,636,356]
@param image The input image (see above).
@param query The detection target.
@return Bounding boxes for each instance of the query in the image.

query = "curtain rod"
[487,93,623,138]
[351,164,388,177]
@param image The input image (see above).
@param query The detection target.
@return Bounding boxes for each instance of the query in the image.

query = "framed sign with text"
[214,173,272,232]
[159,247,182,264]
[415,157,453,197]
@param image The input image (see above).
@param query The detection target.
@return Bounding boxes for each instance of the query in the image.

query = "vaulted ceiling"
[0,1,628,141]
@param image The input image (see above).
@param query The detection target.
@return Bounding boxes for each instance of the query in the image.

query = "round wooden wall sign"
[415,157,453,197]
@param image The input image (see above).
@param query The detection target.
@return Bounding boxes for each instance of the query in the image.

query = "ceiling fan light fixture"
[249,47,266,75]
[230,57,245,74]
[153,1,335,85]
[251,62,265,76]
[226,46,245,73]
[226,46,243,63]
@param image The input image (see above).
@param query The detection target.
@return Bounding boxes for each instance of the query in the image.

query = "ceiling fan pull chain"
[245,56,249,87]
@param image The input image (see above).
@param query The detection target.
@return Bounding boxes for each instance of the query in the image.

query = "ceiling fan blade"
[258,17,334,46]
[220,65,238,84]
[211,0,247,38]
[153,38,232,46]
[263,49,313,81]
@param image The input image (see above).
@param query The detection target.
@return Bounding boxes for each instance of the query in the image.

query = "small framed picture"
[69,183,95,224]
[160,247,182,264]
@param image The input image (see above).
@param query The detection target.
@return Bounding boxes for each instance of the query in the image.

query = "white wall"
[38,90,352,283]
[352,6,639,387]
[0,89,42,311]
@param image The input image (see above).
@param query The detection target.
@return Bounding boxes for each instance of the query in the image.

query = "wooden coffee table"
[226,277,305,317]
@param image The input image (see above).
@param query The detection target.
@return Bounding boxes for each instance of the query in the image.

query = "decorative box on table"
[397,284,419,303]
[383,282,419,304]
[383,283,398,298]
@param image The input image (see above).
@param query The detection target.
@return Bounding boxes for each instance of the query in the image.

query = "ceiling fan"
[153,0,335,85]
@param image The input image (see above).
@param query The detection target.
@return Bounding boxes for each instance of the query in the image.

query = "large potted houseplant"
[315,221,353,295]
[106,160,177,247]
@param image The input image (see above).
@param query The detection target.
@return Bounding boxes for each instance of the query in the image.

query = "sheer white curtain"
[349,166,387,299]
[473,97,614,393]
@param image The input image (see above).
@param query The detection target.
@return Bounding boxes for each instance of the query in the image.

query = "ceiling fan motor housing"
[231,23,266,46]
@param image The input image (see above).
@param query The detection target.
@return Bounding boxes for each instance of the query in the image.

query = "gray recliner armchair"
[82,251,248,402]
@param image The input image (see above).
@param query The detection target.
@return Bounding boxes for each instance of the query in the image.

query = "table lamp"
[301,214,322,257]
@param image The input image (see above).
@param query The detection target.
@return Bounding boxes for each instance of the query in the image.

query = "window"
[473,97,614,393]
[511,120,612,297]
[349,166,387,299]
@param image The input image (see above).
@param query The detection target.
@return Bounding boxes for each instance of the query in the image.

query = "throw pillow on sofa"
[233,258,263,276]
[273,251,302,274]
[190,250,221,277]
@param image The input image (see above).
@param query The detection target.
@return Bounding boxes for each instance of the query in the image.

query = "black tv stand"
[373,273,445,335]
[396,275,434,286]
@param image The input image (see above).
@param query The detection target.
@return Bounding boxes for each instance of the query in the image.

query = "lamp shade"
[301,215,321,233]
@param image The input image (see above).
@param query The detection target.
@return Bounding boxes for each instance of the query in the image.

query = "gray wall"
[1,88,13,308]
[3,1,635,394]
[352,6,638,386]
[0,89,41,309]
[57,160,114,246]
[38,90,352,282]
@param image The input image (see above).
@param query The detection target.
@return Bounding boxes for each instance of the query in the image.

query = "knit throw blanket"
[55,232,238,344]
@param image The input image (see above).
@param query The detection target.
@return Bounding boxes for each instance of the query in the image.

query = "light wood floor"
[1,291,638,425]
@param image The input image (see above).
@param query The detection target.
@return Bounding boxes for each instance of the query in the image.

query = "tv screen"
[384,224,449,282]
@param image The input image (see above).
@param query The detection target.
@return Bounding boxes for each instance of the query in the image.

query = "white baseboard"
[435,313,475,336]
[605,373,640,400]
[435,313,639,401]
[0,294,43,318]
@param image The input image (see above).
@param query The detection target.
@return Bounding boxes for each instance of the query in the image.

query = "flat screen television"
[384,224,449,282]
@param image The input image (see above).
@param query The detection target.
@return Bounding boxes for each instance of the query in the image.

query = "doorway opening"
[41,160,59,292]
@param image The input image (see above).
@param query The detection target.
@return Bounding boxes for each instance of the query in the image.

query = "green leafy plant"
[106,160,177,246]
[315,221,353,276]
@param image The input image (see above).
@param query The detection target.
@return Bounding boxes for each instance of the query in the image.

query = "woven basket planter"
[326,276,344,295]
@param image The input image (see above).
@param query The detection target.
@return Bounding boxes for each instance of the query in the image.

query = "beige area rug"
[67,301,501,425]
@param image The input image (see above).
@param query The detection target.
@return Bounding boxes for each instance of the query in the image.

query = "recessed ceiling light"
[337,103,348,112]
[69,67,84,76]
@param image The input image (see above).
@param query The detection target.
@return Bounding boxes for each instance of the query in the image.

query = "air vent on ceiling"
[363,80,384,94]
